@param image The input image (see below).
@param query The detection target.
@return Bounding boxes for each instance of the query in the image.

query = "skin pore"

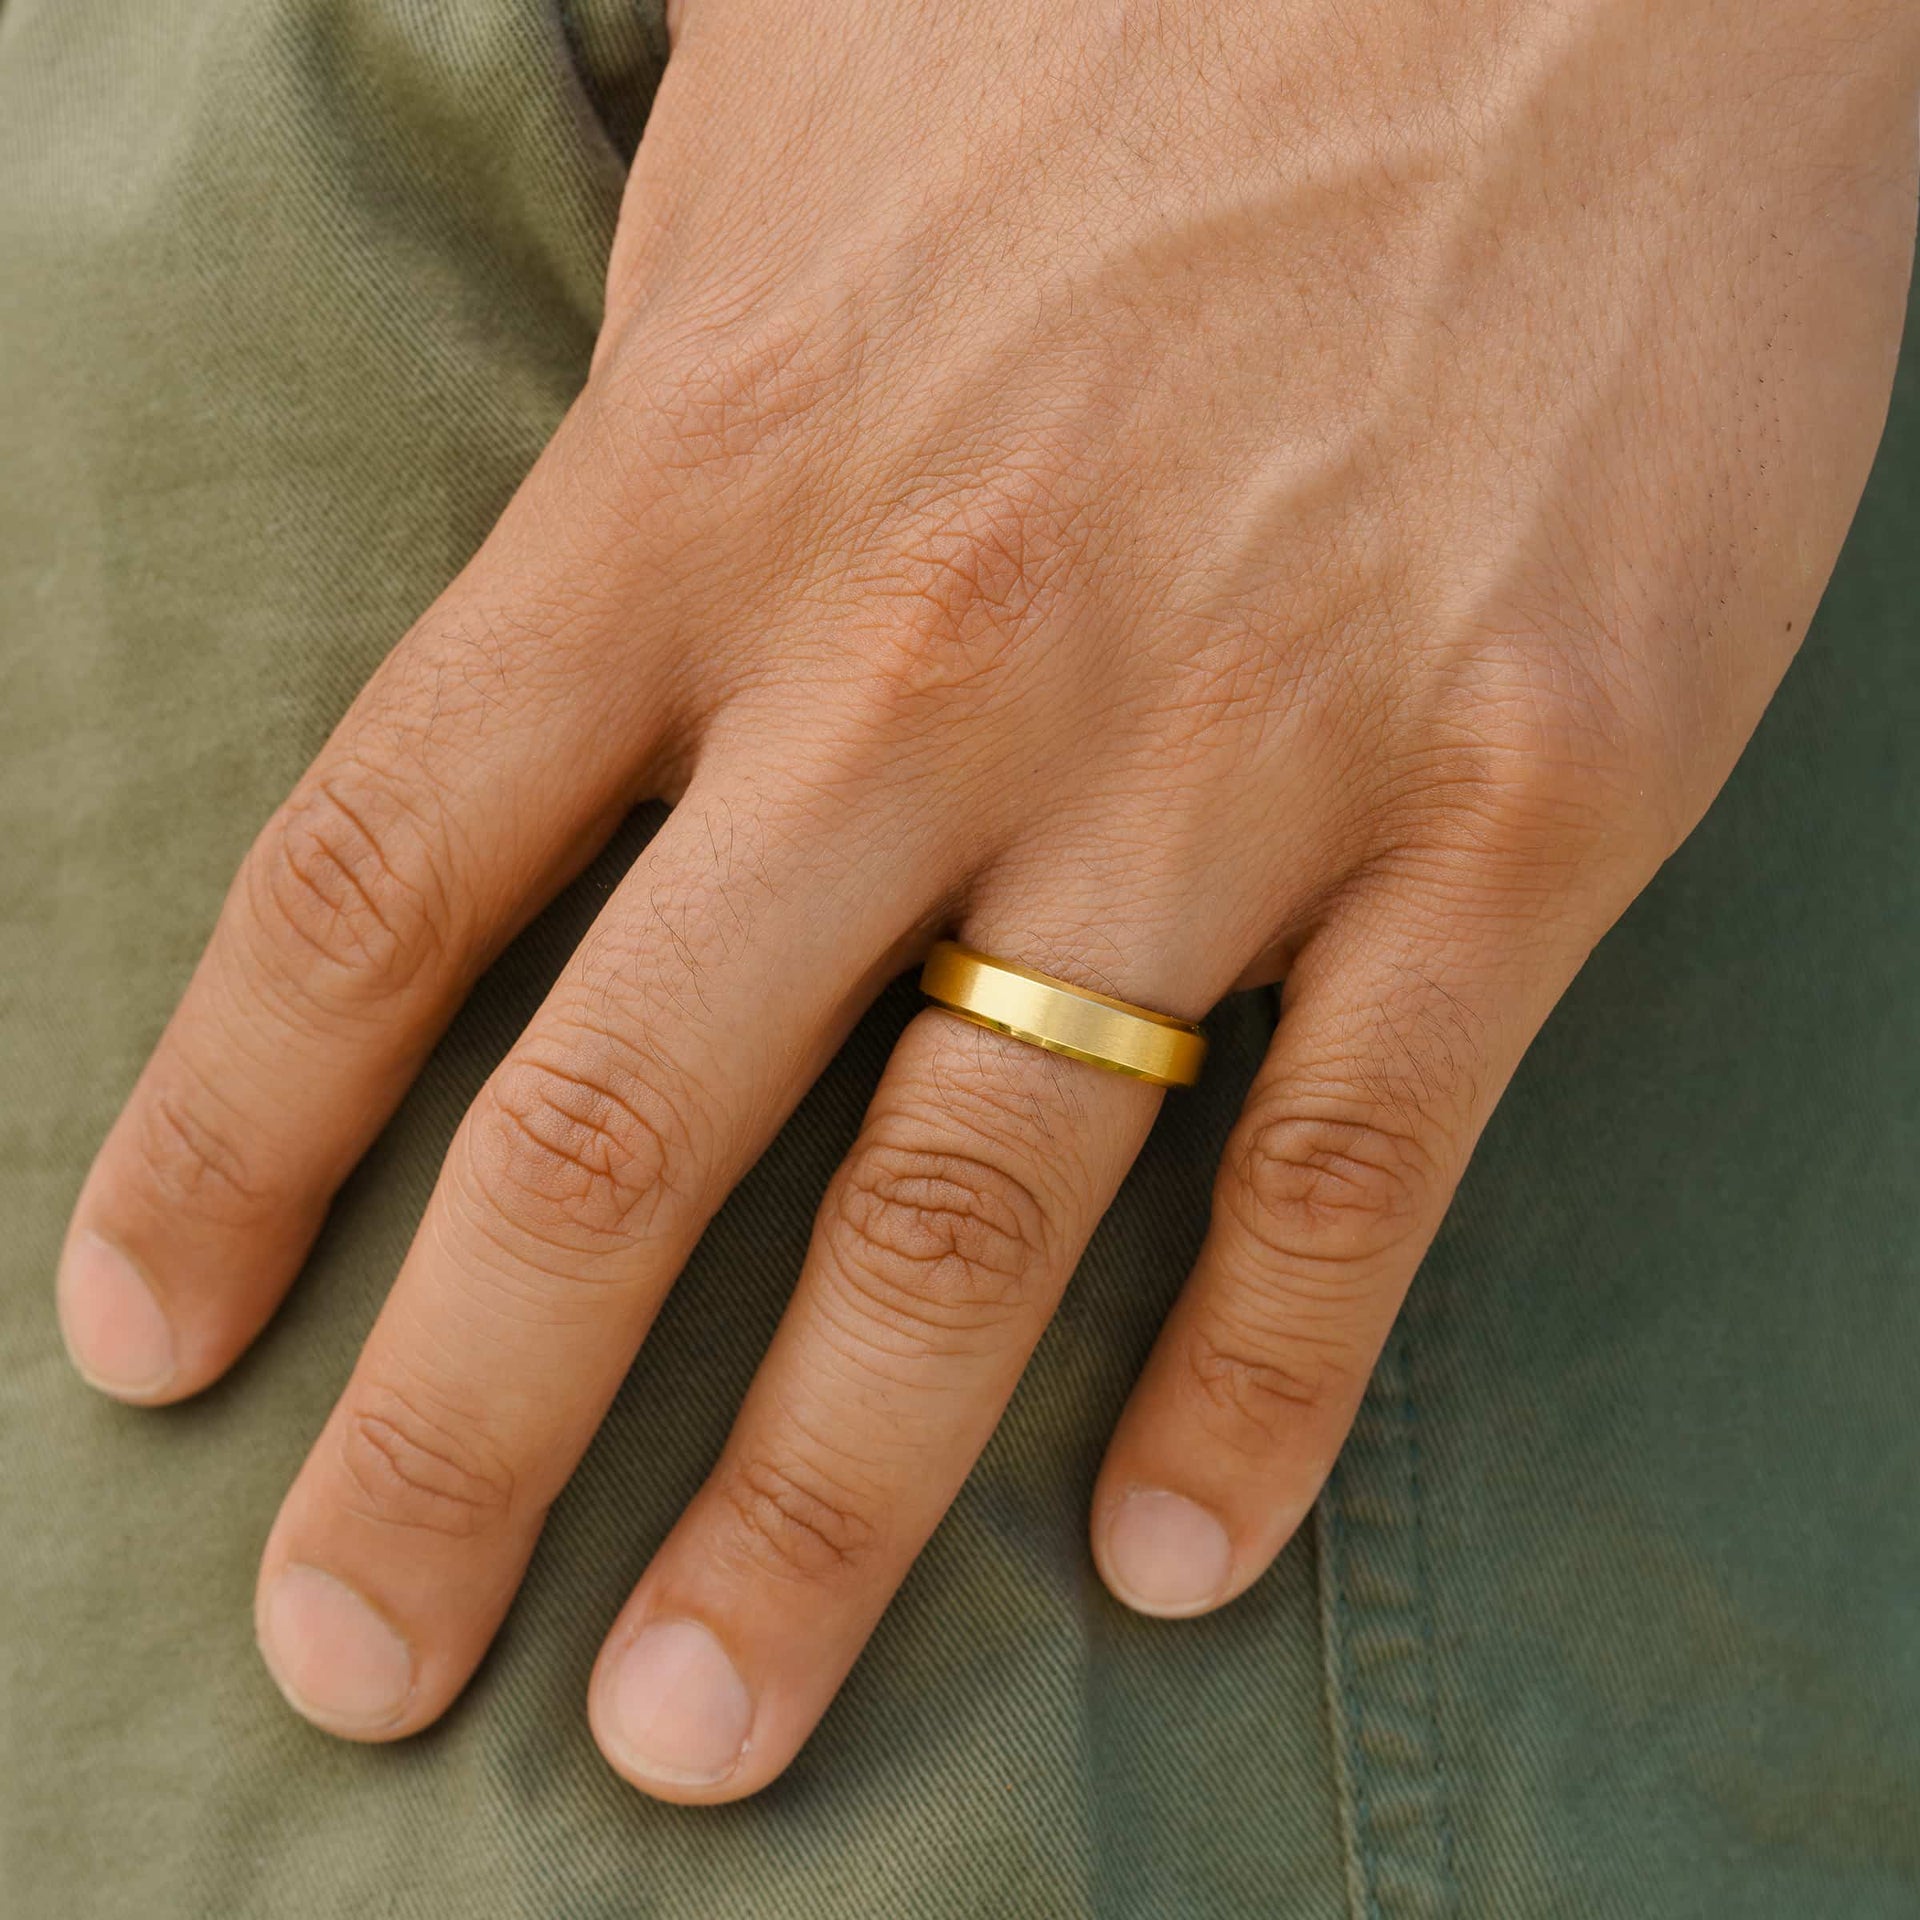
[54,0,1920,1800]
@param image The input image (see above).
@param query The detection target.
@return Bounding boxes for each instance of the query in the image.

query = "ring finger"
[586,903,1227,1802]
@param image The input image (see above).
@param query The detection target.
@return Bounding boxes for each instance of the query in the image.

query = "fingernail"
[1103,1489,1235,1617]
[606,1619,753,1786]
[58,1232,175,1397]
[259,1564,414,1733]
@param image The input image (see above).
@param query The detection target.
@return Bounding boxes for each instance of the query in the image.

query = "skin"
[54,0,1920,1803]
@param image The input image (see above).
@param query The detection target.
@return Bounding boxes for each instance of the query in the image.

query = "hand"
[57,0,1919,1801]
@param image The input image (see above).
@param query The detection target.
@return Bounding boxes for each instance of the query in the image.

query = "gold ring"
[918,941,1207,1088]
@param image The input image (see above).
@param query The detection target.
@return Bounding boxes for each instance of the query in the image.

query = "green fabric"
[0,4,1914,1915]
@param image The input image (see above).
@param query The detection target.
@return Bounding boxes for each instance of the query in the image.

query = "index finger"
[57,419,683,1402]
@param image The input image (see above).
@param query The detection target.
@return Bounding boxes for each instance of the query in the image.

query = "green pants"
[3,4,1916,1914]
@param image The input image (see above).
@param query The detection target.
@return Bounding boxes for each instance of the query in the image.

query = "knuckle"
[461,1043,689,1259]
[887,466,1078,644]
[1413,639,1657,861]
[600,296,855,483]
[245,768,450,1009]
[838,463,1090,728]
[335,1378,516,1540]
[133,1081,272,1226]
[1180,1313,1364,1457]
[715,1450,877,1583]
[1228,1104,1434,1274]
[821,1135,1053,1346]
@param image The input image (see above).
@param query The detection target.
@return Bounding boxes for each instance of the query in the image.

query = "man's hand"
[55,0,1920,1800]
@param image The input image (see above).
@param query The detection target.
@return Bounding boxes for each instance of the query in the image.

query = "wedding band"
[918,941,1207,1088]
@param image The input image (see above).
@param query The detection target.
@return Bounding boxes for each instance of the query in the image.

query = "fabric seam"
[1317,1495,1375,1920]
[1313,1323,1456,1918]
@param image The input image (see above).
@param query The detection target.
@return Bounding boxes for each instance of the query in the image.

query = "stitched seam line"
[1315,1327,1455,1918]
[1317,1494,1376,1920]
[1402,1327,1459,1907]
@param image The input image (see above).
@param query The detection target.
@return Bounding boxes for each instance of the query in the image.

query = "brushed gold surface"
[918,942,1206,1088]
